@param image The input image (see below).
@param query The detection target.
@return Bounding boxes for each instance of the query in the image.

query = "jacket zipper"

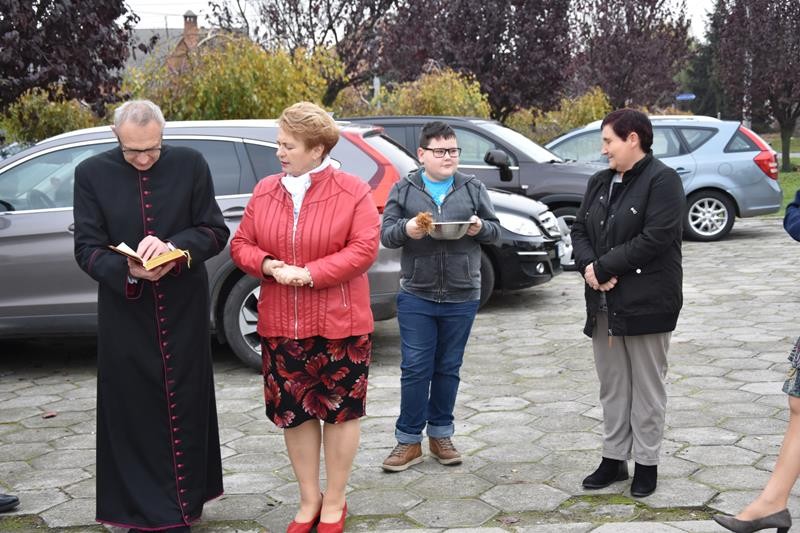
[340,284,348,308]
[437,204,445,302]
[292,218,299,339]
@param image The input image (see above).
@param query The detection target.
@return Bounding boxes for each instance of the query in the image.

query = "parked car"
[363,130,573,307]
[545,115,783,241]
[0,120,408,369]
[344,115,600,223]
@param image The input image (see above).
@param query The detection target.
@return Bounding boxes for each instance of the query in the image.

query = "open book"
[109,242,189,271]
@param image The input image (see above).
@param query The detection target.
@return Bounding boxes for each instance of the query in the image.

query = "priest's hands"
[128,236,174,281]
[128,258,174,281]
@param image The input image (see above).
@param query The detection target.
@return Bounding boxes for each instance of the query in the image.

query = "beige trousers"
[592,311,671,465]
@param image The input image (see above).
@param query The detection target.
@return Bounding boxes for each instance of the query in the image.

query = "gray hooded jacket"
[381,169,501,303]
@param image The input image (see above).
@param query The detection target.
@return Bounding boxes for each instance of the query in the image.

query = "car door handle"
[222,207,245,219]
[675,167,692,175]
[68,223,75,232]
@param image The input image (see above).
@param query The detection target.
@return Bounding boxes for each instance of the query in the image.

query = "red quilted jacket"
[230,165,380,339]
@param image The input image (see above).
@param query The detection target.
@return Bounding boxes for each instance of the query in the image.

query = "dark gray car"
[344,115,600,222]
[0,120,407,369]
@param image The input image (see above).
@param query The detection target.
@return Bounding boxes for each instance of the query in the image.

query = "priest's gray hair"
[114,100,166,130]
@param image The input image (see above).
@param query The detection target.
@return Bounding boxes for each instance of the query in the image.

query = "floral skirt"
[261,334,371,428]
[782,336,800,397]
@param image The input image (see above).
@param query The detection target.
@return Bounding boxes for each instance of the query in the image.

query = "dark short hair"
[601,109,653,153]
[419,121,456,148]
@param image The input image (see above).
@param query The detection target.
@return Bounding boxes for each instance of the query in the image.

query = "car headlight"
[496,212,541,236]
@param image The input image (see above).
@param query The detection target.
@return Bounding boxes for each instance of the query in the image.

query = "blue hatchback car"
[546,115,783,241]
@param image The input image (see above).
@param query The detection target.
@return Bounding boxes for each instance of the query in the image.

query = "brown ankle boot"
[429,437,462,465]
[382,442,423,472]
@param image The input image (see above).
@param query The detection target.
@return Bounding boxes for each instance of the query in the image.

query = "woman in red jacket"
[230,102,380,533]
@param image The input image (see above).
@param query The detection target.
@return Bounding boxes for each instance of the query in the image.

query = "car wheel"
[684,191,735,242]
[479,250,495,309]
[222,275,262,370]
[553,206,578,228]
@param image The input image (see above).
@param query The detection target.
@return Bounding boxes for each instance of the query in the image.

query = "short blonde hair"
[278,102,339,155]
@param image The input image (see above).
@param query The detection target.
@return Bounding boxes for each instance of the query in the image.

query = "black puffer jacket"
[571,154,685,337]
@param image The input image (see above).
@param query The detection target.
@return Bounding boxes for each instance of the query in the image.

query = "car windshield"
[478,121,564,164]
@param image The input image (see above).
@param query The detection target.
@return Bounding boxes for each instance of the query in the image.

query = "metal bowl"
[429,221,471,240]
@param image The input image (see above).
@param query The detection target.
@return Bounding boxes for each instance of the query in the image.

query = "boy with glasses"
[380,121,501,471]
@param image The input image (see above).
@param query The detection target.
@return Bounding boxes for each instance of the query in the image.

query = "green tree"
[1,86,99,143]
[124,37,332,120]
[506,87,611,144]
[334,69,491,118]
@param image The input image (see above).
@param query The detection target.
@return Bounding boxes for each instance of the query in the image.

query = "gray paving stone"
[347,488,422,516]
[666,520,730,532]
[658,456,702,478]
[719,416,788,435]
[536,432,600,451]
[475,443,548,463]
[736,434,784,454]
[591,523,685,532]
[30,449,95,469]
[202,493,277,521]
[480,483,570,512]
[349,466,424,489]
[1,426,74,443]
[19,410,91,428]
[222,452,289,472]
[0,407,39,423]
[406,499,498,528]
[9,467,91,490]
[40,497,96,528]
[692,465,772,491]
[0,460,31,478]
[467,390,530,412]
[676,445,762,466]
[515,524,594,533]
[474,462,554,485]
[409,473,492,499]
[0,489,68,515]
[64,477,96,498]
[631,477,716,508]
[665,427,741,446]
[471,425,544,444]
[222,472,285,494]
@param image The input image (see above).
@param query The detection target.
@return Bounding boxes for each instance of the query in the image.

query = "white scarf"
[281,156,331,221]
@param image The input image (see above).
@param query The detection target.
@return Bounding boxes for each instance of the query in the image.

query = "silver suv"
[0,121,408,369]
[546,115,783,241]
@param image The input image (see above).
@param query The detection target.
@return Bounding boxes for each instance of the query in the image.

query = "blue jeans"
[394,291,480,444]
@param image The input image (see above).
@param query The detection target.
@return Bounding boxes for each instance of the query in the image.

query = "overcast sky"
[126,0,715,40]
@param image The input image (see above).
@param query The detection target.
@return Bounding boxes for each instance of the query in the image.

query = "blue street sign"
[676,93,696,101]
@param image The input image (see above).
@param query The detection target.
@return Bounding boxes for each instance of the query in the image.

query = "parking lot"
[2,217,800,532]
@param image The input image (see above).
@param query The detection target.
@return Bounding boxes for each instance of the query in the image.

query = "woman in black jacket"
[571,109,685,498]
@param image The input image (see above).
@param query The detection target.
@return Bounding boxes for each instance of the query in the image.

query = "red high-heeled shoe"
[316,502,347,533]
[286,508,321,533]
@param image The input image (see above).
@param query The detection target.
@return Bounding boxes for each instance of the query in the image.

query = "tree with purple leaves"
[716,0,800,172]
[377,0,571,121]
[0,0,144,113]
[568,0,690,110]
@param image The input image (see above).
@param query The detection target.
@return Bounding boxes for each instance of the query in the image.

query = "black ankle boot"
[630,463,657,497]
[582,457,628,489]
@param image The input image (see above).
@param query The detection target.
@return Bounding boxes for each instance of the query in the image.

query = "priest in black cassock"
[73,100,228,532]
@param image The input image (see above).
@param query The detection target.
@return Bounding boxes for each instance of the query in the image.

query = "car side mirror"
[484,149,513,182]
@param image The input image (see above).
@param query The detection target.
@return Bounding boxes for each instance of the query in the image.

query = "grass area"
[761,132,799,155]
[780,167,800,216]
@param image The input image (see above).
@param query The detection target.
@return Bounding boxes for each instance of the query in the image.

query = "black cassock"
[73,145,229,530]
